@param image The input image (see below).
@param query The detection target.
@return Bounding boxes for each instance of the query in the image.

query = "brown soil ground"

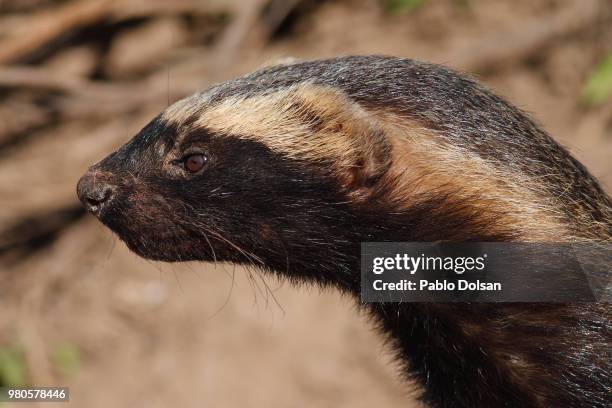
[0,1,610,407]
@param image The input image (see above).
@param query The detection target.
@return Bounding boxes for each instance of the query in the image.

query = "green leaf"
[386,0,426,14]
[0,347,27,387]
[581,54,612,106]
[52,343,81,379]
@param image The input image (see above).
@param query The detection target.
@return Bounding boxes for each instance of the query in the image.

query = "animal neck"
[259,198,522,291]
[257,207,534,406]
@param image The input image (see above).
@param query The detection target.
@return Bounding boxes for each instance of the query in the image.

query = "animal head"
[77,56,605,275]
[76,80,397,266]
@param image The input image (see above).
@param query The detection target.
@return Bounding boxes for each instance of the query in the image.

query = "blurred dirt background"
[0,0,611,407]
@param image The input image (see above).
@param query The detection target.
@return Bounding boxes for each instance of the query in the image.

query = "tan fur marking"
[164,84,572,241]
[162,95,202,127]
[373,112,571,241]
[170,84,390,191]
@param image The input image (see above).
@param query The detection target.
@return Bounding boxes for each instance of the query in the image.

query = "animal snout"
[77,171,116,215]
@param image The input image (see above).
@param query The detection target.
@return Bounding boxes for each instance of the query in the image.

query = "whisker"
[245,267,259,308]
[146,198,282,315]
[184,262,202,281]
[105,232,117,260]
[202,232,217,264]
[206,228,264,265]
[207,265,236,320]
[171,265,184,294]
[254,269,285,314]
[168,197,264,266]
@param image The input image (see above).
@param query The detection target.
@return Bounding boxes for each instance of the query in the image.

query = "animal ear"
[338,119,392,200]
[290,85,393,199]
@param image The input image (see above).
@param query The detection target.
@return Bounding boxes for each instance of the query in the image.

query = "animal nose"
[76,172,116,215]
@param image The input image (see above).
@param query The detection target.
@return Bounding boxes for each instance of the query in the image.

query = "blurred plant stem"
[0,346,28,387]
[52,342,81,379]
[582,54,612,106]
[385,0,426,14]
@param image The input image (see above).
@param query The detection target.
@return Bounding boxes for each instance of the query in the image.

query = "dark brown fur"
[77,56,611,407]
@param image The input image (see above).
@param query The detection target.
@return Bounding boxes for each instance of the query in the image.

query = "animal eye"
[183,153,207,173]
